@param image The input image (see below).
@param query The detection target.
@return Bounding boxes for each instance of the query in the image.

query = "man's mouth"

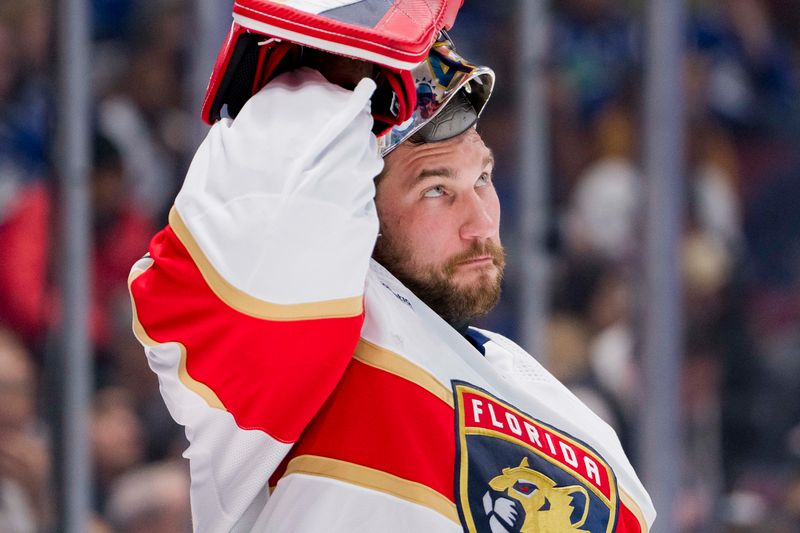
[442,241,506,277]
[457,255,494,267]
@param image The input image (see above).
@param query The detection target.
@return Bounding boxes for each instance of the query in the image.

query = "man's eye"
[422,185,446,198]
[476,173,491,187]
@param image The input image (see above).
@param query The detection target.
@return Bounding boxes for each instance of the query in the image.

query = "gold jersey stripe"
[284,455,459,524]
[169,207,363,321]
[128,261,226,410]
[354,338,455,408]
[620,486,649,533]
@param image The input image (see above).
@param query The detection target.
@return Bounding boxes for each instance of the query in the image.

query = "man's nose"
[459,192,495,241]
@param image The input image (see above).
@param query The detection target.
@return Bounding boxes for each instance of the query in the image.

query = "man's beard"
[373,233,506,325]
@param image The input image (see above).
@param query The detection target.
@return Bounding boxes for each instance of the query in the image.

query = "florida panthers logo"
[452,382,619,533]
[484,457,590,532]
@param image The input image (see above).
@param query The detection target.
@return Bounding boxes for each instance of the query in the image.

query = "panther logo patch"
[453,382,619,533]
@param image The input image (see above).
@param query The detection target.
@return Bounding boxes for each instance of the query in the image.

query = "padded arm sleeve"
[128,69,382,532]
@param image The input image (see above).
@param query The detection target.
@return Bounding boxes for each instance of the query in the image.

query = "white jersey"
[129,68,655,532]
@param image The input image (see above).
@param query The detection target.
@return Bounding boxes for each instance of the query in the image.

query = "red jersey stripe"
[275,358,456,501]
[617,488,647,532]
[129,224,364,443]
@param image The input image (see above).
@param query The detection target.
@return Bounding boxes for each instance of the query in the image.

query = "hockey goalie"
[128,1,655,531]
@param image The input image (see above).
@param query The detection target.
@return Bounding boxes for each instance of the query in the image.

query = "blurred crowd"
[0,0,798,531]
[458,1,800,531]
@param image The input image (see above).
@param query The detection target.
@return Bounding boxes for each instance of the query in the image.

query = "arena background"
[1,0,799,531]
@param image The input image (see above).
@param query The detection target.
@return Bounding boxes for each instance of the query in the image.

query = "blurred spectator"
[722,467,800,532]
[105,461,190,533]
[97,1,193,223]
[0,2,51,344]
[0,0,50,167]
[106,293,185,462]
[0,171,50,343]
[551,0,639,122]
[688,0,796,133]
[687,121,743,254]
[550,259,637,451]
[91,387,144,513]
[564,103,640,261]
[0,328,51,532]
[549,0,640,197]
[585,266,638,419]
[90,133,153,352]
[97,53,182,223]
[545,314,620,431]
[40,133,153,356]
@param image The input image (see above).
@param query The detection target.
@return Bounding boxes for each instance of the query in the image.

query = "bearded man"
[128,3,654,532]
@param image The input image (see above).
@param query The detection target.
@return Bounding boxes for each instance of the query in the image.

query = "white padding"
[253,473,461,532]
[176,69,382,305]
[144,341,292,532]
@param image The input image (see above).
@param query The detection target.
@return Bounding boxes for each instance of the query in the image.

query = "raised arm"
[128,68,382,531]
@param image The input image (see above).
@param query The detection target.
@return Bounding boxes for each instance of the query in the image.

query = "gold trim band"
[129,263,226,410]
[354,339,454,407]
[284,455,459,524]
[619,487,649,532]
[169,207,363,321]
